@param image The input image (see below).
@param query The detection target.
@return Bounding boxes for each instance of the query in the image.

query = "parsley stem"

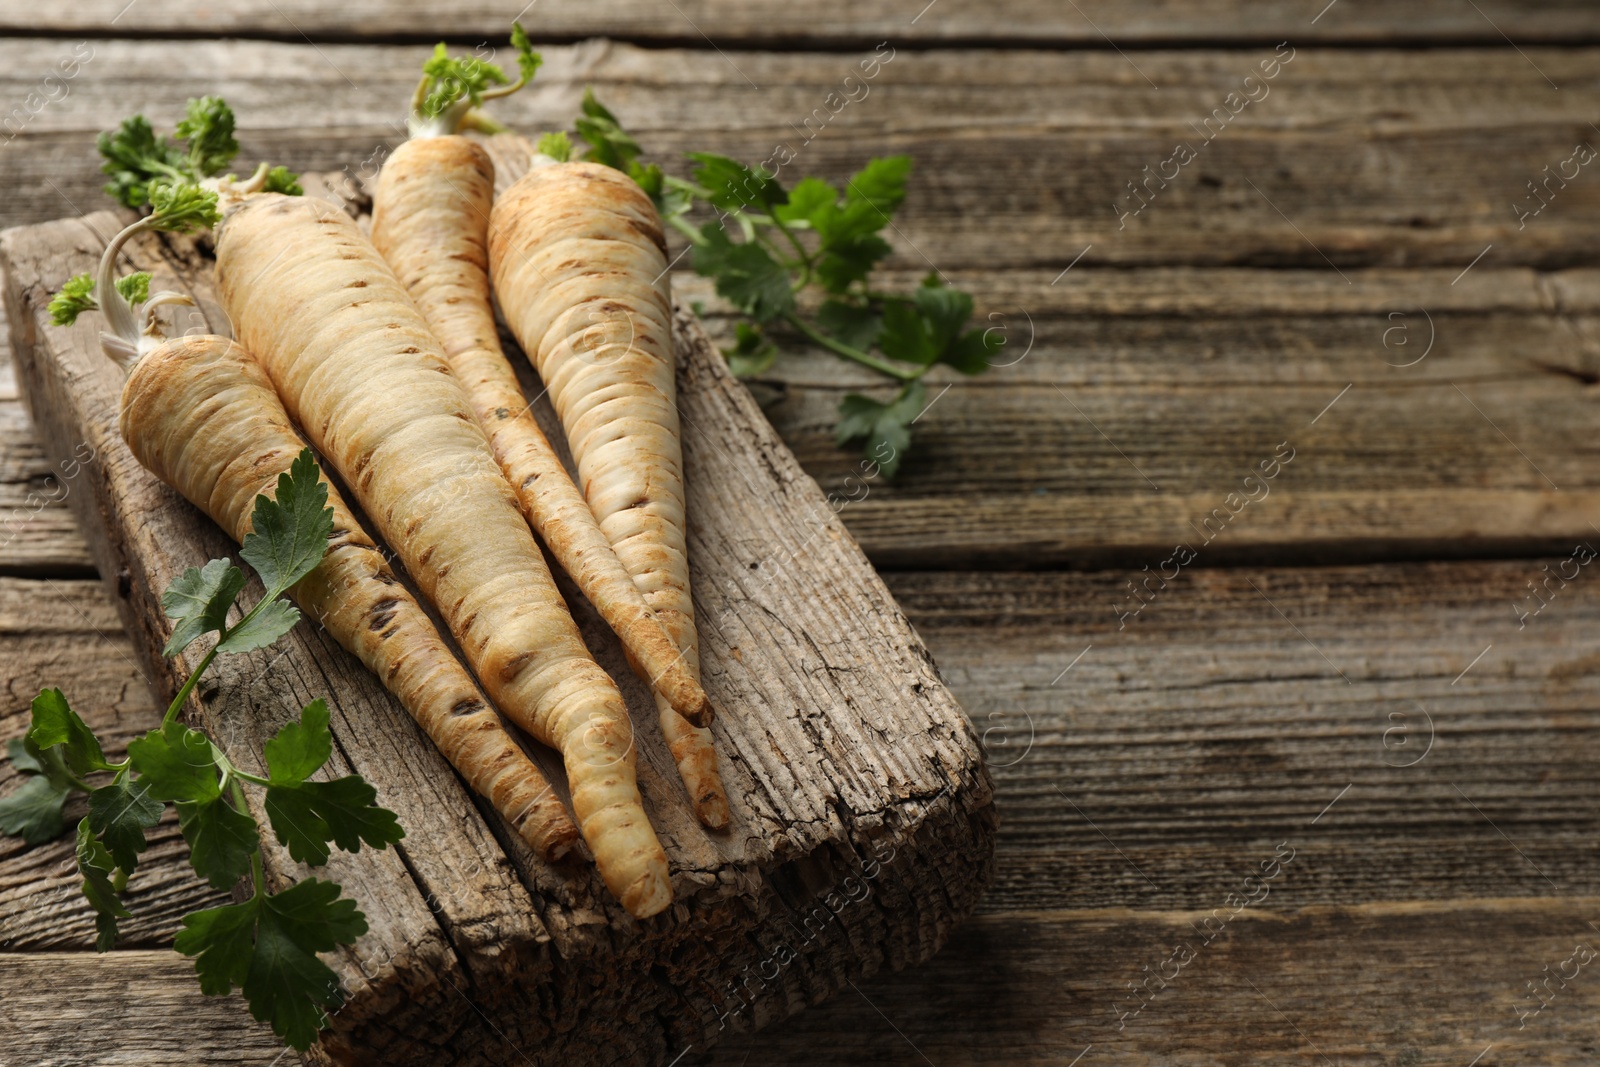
[667,214,706,246]
[161,645,219,730]
[782,312,919,381]
[767,211,812,269]
[227,774,267,895]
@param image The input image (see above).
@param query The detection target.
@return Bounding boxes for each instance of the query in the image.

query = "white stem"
[94,216,155,373]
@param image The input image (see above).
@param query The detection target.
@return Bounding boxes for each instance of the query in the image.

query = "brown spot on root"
[367,598,400,631]
[346,279,369,288]
[449,698,486,718]
[497,650,536,683]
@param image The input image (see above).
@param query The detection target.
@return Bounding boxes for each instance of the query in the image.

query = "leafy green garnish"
[262,166,303,196]
[114,272,152,307]
[536,131,573,163]
[48,274,99,327]
[173,96,239,180]
[835,381,927,479]
[416,22,540,127]
[176,877,364,1050]
[558,92,1002,475]
[419,43,509,119]
[0,449,398,1052]
[146,182,222,233]
[97,97,298,210]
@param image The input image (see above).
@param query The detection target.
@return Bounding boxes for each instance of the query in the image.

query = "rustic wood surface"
[1,171,994,1063]
[2,3,1598,1065]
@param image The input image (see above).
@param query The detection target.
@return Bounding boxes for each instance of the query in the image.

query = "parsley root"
[215,192,672,917]
[370,33,714,732]
[59,206,579,862]
[489,160,730,830]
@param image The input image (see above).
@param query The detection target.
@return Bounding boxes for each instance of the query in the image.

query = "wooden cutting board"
[0,136,996,1066]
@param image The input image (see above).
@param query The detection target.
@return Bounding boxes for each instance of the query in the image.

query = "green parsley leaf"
[510,22,541,84]
[160,557,246,657]
[263,702,402,867]
[76,817,131,951]
[574,88,643,172]
[815,299,882,353]
[419,44,510,120]
[175,878,366,1050]
[263,699,333,784]
[127,722,222,805]
[773,176,839,226]
[98,114,187,209]
[0,773,72,845]
[177,794,260,889]
[216,598,301,656]
[835,381,926,478]
[7,736,47,776]
[175,896,257,995]
[693,222,794,323]
[844,155,912,214]
[174,96,239,178]
[147,181,222,234]
[29,688,106,777]
[262,166,303,196]
[814,228,893,294]
[688,152,787,213]
[723,322,778,377]
[49,274,98,327]
[115,272,152,307]
[239,449,333,596]
[877,282,982,371]
[174,886,358,1050]
[536,131,573,162]
[88,774,164,873]
[942,325,1002,376]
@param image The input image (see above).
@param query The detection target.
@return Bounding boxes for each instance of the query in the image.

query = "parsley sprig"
[0,450,402,1051]
[97,97,301,210]
[550,91,1002,476]
[410,23,540,137]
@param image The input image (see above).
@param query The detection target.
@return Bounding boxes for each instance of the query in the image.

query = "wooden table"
[3,3,1599,1063]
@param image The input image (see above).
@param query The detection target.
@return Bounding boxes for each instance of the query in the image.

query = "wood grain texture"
[8,900,1600,1066]
[1,41,1599,266]
[7,0,1596,45]
[0,177,993,1063]
[10,558,1600,952]
[8,261,1600,573]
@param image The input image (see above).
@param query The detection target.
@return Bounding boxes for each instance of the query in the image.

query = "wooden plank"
[9,900,1600,1066]
[8,261,1600,573]
[7,0,1597,46]
[10,556,1600,952]
[694,263,1600,568]
[691,902,1600,1065]
[0,185,993,1063]
[0,41,1599,266]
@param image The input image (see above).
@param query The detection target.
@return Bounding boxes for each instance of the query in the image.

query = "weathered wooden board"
[9,260,1600,572]
[9,0,1596,45]
[10,899,1600,1067]
[12,557,1600,957]
[2,41,1600,265]
[0,174,995,1060]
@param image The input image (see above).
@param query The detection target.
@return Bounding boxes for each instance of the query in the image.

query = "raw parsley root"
[54,196,579,861]
[491,145,731,833]
[0,449,401,1051]
[373,29,715,733]
[215,191,672,918]
[554,92,1003,477]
